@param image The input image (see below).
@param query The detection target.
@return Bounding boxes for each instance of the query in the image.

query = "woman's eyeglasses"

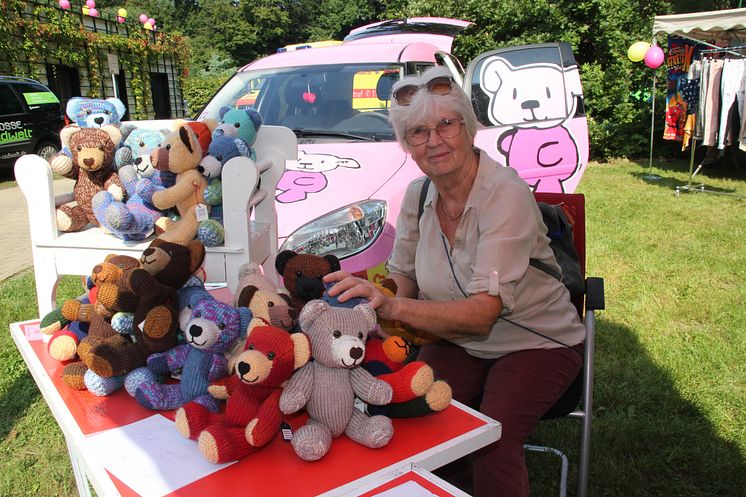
[392,76,454,106]
[404,118,464,146]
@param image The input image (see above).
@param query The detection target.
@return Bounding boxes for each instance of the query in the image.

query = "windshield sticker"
[23,91,60,105]
[276,150,360,203]
[0,120,32,145]
[479,56,583,193]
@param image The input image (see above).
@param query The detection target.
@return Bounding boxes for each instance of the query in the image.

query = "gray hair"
[388,66,479,150]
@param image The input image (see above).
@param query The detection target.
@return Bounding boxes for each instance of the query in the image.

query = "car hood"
[274,141,407,240]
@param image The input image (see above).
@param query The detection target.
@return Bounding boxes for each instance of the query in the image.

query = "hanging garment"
[695,58,711,140]
[717,57,746,149]
[702,59,724,147]
[682,113,696,151]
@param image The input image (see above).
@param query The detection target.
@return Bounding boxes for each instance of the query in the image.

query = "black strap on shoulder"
[417,177,431,223]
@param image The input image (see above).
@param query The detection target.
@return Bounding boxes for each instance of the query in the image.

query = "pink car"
[197,18,589,282]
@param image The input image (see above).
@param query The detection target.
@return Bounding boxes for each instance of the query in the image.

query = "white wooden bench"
[15,124,296,318]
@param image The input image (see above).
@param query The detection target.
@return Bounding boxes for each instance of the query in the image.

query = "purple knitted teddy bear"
[135,293,252,411]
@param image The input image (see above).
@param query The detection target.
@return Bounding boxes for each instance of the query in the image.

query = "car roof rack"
[343,18,472,43]
[0,75,45,84]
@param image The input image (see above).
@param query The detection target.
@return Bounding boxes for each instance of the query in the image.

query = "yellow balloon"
[144,21,153,30]
[628,41,651,62]
[118,8,127,17]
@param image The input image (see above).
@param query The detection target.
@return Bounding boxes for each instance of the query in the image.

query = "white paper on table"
[82,414,234,497]
[372,480,438,497]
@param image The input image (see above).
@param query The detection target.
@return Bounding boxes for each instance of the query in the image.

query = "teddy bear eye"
[86,110,92,115]
[267,302,275,307]
[217,155,223,161]
[139,142,145,147]
[76,145,82,151]
[218,322,226,330]
[195,311,201,318]
[247,344,254,350]
[267,352,275,360]
[332,330,341,338]
[168,250,176,256]
[118,263,125,268]
[234,123,240,128]
[166,144,171,150]
[105,110,111,115]
[296,271,302,277]
[357,332,363,340]
[98,144,105,151]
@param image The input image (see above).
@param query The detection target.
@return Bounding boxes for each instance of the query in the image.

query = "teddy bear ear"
[275,250,298,274]
[323,255,341,272]
[60,124,79,145]
[353,303,377,331]
[101,125,122,146]
[235,285,259,308]
[290,332,311,369]
[187,240,206,273]
[218,106,231,120]
[299,299,329,330]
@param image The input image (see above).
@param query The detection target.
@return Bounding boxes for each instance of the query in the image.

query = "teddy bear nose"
[189,324,203,337]
[84,157,95,167]
[94,116,104,125]
[238,362,250,376]
[349,347,363,360]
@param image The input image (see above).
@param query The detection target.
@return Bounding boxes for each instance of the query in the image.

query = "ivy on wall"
[0,0,190,119]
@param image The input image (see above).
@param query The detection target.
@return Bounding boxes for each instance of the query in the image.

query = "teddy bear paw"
[197,430,225,464]
[50,154,73,175]
[84,369,124,396]
[48,331,80,362]
[425,380,453,412]
[142,306,174,340]
[61,362,89,390]
[358,415,394,449]
[291,424,332,462]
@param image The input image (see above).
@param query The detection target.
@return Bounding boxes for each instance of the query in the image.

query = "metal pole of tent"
[645,70,661,180]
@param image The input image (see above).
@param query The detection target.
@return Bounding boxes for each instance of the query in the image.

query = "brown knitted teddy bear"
[274,250,341,314]
[90,238,207,377]
[233,262,297,332]
[50,125,124,233]
[148,120,217,245]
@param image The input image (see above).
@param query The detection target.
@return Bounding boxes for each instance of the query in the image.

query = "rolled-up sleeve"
[465,178,537,315]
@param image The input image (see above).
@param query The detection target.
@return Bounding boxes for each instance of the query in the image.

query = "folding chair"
[524,192,605,497]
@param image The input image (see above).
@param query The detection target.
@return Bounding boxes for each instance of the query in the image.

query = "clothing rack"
[675,45,746,198]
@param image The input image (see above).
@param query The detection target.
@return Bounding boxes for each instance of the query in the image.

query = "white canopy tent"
[647,8,746,182]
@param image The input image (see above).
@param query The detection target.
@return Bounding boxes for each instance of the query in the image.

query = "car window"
[198,63,402,141]
[13,82,60,111]
[0,85,24,115]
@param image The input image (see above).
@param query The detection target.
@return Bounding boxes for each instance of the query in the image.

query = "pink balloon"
[644,45,665,69]
[86,0,95,7]
[58,0,70,8]
[89,7,97,16]
[148,18,155,25]
[139,13,148,23]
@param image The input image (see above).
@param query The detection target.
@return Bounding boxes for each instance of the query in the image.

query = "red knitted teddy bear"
[174,323,311,463]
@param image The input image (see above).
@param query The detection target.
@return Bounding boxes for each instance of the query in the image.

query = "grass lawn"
[1,157,745,496]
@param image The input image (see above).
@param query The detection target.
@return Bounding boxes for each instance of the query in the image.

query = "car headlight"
[280,200,387,259]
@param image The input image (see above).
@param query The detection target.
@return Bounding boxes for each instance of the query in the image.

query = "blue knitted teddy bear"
[195,133,253,247]
[91,126,175,241]
[135,291,252,412]
[215,107,262,148]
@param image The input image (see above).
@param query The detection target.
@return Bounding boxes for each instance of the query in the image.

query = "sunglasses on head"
[392,75,454,106]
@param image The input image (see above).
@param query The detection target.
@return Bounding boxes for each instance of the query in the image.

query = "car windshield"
[197,63,403,142]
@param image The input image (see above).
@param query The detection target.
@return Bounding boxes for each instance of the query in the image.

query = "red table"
[11,319,501,497]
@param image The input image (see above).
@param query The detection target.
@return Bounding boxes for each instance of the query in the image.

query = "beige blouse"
[386,150,585,359]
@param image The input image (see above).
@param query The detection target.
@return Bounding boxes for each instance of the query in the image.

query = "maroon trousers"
[417,341,583,497]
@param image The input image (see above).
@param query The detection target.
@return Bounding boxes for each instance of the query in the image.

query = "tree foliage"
[134,0,741,158]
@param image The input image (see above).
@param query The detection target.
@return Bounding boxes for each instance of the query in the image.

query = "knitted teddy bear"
[54,254,141,391]
[91,239,207,378]
[50,125,124,233]
[174,324,311,463]
[279,300,394,461]
[233,262,297,332]
[275,250,341,314]
[66,96,127,128]
[92,126,175,241]
[143,120,218,245]
[215,106,262,150]
[320,282,452,418]
[194,133,253,246]
[134,292,252,411]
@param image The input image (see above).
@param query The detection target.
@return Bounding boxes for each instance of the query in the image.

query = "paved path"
[0,177,75,281]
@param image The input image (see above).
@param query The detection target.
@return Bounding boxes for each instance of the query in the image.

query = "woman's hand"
[323,271,395,319]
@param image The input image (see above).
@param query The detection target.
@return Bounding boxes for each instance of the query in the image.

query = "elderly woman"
[325,65,585,497]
